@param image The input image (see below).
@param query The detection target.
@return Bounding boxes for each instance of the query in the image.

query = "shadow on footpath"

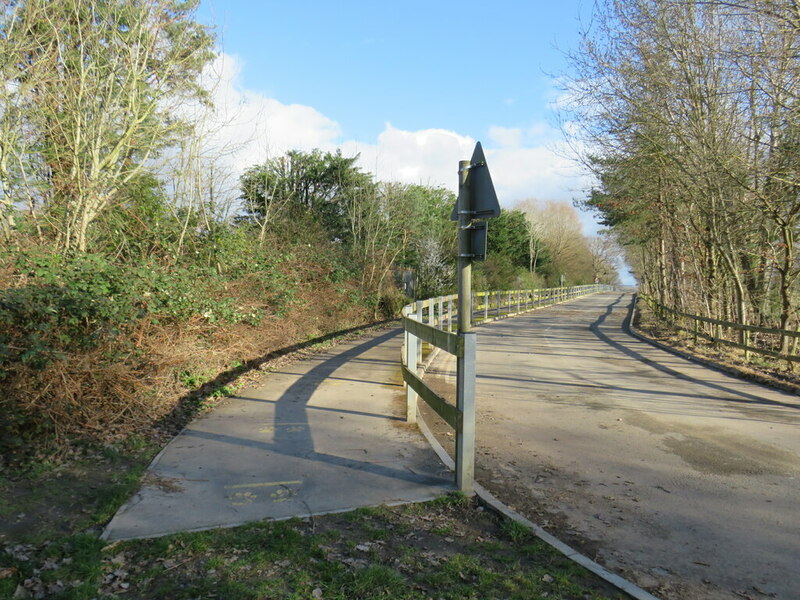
[156,319,397,435]
[179,326,446,486]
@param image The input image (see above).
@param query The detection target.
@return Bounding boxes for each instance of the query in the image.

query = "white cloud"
[341,124,475,190]
[486,145,590,207]
[488,126,523,149]
[528,121,554,139]
[194,53,341,168]
[192,52,598,234]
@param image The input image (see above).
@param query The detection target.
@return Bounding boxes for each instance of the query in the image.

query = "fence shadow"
[156,319,397,435]
[590,294,800,412]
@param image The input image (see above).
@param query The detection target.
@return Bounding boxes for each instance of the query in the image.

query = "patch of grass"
[350,564,407,596]
[347,505,386,520]
[501,518,535,544]
[431,490,469,507]
[321,529,341,542]
[89,465,150,526]
[430,524,455,536]
[1,472,629,600]
[363,524,392,541]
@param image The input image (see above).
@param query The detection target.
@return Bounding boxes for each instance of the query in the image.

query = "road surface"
[424,291,800,600]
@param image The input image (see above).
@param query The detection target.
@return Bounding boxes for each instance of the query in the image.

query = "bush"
[0,231,376,461]
[377,287,410,318]
[0,208,385,461]
[474,255,518,290]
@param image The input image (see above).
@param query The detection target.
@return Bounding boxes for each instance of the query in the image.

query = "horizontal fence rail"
[639,294,800,364]
[401,284,614,492]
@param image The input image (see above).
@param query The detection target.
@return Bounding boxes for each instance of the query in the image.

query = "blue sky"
[192,0,606,236]
[198,1,591,144]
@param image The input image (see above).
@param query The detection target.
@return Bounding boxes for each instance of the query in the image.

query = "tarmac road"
[425,291,800,600]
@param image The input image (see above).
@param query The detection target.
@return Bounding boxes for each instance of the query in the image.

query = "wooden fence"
[639,294,800,364]
[401,284,615,493]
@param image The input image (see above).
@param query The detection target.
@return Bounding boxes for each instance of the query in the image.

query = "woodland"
[565,0,800,351]
[0,0,616,462]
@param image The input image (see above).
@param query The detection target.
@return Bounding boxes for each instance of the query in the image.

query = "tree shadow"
[591,294,800,412]
[156,319,396,436]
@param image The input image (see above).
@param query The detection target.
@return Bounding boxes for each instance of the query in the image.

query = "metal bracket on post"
[456,331,476,493]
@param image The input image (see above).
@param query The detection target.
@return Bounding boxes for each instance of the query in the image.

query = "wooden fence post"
[448,296,454,332]
[742,329,750,361]
[416,302,423,357]
[405,327,417,424]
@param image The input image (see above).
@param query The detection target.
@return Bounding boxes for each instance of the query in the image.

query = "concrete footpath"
[103,326,453,541]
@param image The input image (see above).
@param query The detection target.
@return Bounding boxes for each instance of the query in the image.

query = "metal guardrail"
[639,294,800,364]
[401,284,614,492]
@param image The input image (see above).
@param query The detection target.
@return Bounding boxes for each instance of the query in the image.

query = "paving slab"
[103,327,453,541]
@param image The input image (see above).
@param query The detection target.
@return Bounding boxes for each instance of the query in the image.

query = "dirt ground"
[421,292,800,600]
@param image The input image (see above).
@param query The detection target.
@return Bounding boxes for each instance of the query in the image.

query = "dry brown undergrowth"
[2,276,374,467]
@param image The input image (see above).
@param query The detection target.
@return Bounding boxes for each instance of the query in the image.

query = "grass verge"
[1,490,627,600]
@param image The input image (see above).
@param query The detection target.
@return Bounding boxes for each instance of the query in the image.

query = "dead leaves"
[2,542,87,600]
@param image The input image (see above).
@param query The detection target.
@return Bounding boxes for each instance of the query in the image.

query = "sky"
[193,0,603,233]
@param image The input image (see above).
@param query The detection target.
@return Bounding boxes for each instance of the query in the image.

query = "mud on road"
[422,292,800,600]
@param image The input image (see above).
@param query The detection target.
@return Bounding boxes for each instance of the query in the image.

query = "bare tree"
[1,0,214,252]
[0,0,49,243]
[515,198,547,275]
[563,0,800,338]
[415,236,453,298]
[588,234,622,285]
[516,198,594,283]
